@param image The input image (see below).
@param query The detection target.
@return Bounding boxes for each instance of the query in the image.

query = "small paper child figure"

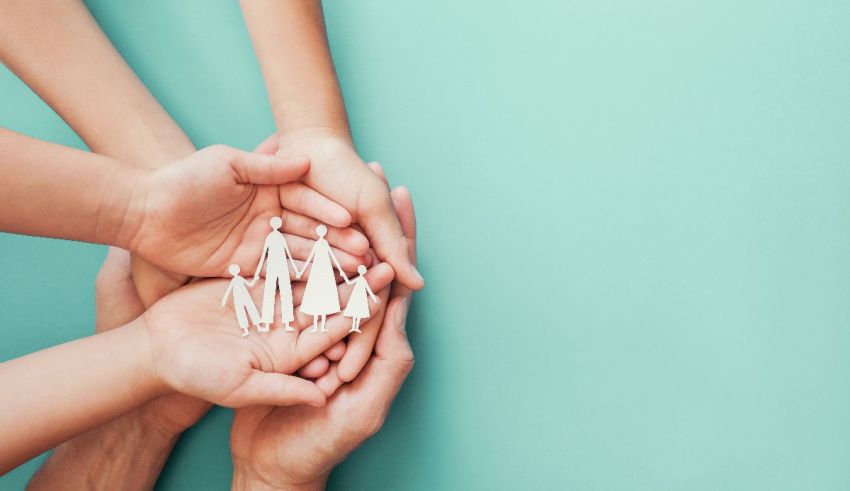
[343,265,379,333]
[221,264,261,338]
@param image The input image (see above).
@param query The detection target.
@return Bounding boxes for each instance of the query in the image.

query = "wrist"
[30,406,178,490]
[231,462,327,491]
[120,315,169,400]
[277,126,353,147]
[97,162,152,252]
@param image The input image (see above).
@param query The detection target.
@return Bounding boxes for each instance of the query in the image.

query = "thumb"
[226,148,309,185]
[221,371,326,408]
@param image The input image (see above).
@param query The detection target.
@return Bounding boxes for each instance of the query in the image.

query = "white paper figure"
[343,265,379,333]
[297,224,348,333]
[221,264,261,337]
[253,216,299,332]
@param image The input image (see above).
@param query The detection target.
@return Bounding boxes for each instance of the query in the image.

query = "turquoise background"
[2,0,850,489]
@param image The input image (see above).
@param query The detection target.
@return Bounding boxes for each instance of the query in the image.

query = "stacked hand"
[86,139,419,486]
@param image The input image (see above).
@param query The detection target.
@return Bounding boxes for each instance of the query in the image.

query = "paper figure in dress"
[296,224,349,333]
[252,217,299,332]
[343,265,379,333]
[221,264,261,337]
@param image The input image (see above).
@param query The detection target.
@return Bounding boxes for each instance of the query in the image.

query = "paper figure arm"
[364,279,379,304]
[252,238,271,281]
[328,247,349,283]
[221,282,234,307]
[296,243,317,279]
[282,239,300,276]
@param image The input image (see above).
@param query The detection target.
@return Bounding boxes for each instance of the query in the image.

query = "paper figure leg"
[320,314,328,332]
[309,315,319,333]
[236,304,250,337]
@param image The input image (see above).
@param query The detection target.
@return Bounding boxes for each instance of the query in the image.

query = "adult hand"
[276,129,423,291]
[230,186,418,490]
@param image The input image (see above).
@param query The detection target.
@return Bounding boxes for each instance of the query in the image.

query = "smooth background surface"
[2,1,850,489]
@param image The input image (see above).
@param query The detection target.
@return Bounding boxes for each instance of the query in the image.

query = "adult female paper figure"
[343,265,379,333]
[297,224,348,333]
[221,264,261,338]
[253,216,299,332]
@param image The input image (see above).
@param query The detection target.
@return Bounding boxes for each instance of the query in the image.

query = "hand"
[230,187,418,489]
[307,163,418,385]
[141,262,395,407]
[130,135,371,308]
[276,129,423,290]
[230,296,414,490]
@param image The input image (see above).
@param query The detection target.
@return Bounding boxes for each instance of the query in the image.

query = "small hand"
[141,264,396,408]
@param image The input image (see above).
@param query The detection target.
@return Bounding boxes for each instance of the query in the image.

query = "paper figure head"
[316,224,328,238]
[228,264,241,276]
[357,265,367,275]
[270,216,282,230]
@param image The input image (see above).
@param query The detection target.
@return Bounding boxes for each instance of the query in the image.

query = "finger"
[315,363,346,397]
[284,233,367,273]
[358,179,424,291]
[223,146,309,185]
[280,210,369,256]
[341,297,413,426]
[337,287,390,382]
[96,247,144,332]
[291,263,394,365]
[324,340,347,361]
[367,161,389,187]
[391,186,417,264]
[279,183,351,228]
[252,134,279,155]
[389,186,418,298]
[222,370,326,408]
[298,355,330,379]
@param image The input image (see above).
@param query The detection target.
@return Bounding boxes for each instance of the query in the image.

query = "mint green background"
[2,1,850,489]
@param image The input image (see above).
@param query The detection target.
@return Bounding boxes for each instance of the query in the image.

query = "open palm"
[142,263,395,406]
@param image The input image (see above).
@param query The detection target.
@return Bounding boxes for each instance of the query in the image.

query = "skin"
[230,186,418,491]
[0,263,396,476]
[240,0,423,394]
[0,130,370,279]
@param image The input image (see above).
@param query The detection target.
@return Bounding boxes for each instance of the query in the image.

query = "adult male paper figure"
[253,217,299,332]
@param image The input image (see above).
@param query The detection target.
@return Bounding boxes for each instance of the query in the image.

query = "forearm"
[0,319,164,474]
[0,0,194,166]
[0,129,146,248]
[240,0,350,137]
[28,409,177,491]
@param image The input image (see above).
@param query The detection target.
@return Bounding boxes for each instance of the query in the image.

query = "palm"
[138,176,283,279]
[142,263,394,405]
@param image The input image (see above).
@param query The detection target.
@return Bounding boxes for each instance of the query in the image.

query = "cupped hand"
[276,129,424,291]
[230,295,414,489]
[229,185,418,489]
[141,262,395,408]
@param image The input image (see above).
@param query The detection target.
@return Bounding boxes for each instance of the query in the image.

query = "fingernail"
[413,266,424,285]
[396,297,410,333]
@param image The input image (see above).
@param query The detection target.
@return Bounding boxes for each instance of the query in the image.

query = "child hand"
[140,262,395,407]
[124,145,317,278]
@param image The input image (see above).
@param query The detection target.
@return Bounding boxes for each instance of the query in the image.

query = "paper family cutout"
[221,217,378,337]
